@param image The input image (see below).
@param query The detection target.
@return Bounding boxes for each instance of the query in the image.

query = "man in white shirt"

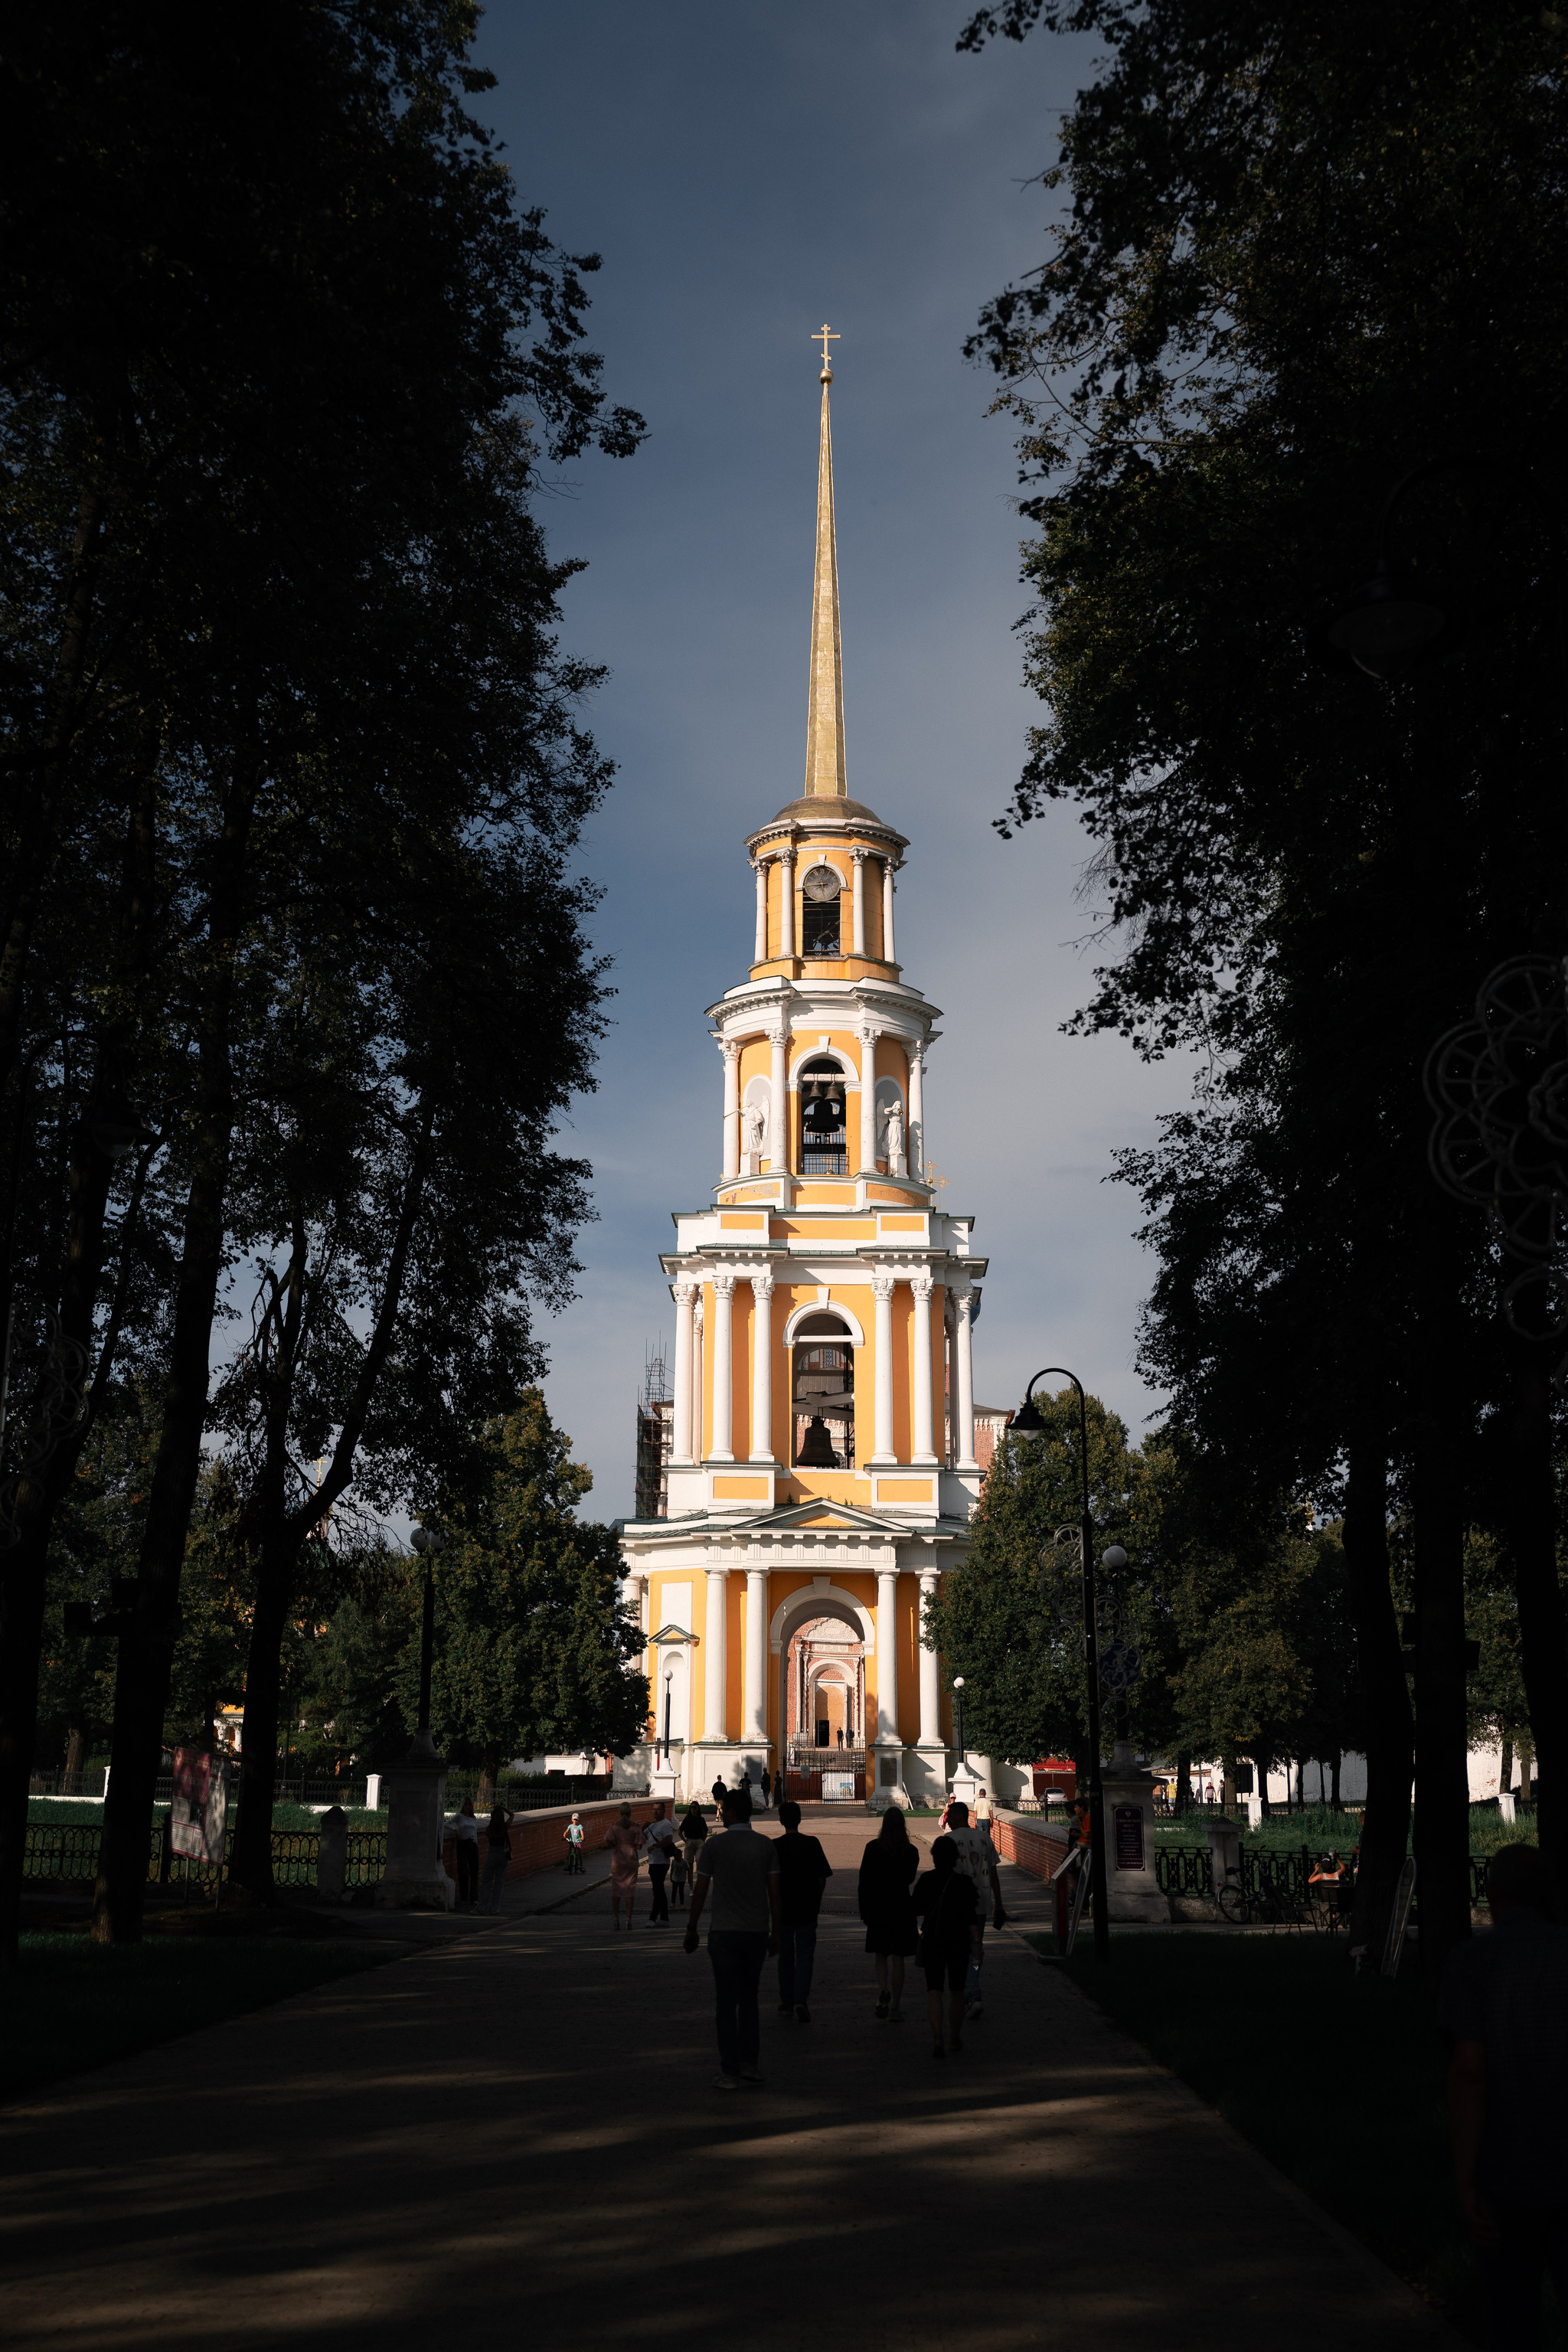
[683,1787,782,2090]
[946,1800,1002,2020]
[642,1803,676,1925]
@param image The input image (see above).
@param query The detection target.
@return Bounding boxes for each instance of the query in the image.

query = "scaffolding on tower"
[634,1343,674,1522]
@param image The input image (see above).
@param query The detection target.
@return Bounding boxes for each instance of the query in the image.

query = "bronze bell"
[796,1415,837,1468]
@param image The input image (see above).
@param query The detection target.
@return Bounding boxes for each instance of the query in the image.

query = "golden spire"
[804,325,847,799]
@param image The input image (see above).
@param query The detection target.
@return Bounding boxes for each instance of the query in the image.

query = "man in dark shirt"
[1437,1841,1568,2345]
[773,1798,832,2024]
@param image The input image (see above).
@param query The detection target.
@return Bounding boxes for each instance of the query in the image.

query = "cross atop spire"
[812,322,840,379]
[803,347,847,798]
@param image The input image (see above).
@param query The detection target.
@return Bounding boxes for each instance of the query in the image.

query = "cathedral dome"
[767,794,888,828]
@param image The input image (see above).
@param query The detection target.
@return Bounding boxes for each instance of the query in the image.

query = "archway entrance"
[779,1604,867,1801]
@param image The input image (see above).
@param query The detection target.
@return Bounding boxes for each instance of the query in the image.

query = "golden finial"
[812,322,840,382]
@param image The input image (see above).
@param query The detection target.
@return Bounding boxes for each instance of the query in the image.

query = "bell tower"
[618,331,991,1812]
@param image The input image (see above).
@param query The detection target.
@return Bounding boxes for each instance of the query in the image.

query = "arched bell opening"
[792,1308,855,1469]
[798,1056,848,1177]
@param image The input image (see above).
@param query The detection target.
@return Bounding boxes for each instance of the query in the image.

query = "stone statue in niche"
[742,1097,767,1173]
[878,1096,906,1176]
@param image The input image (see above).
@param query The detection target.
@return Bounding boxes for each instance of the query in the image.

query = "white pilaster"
[918,1570,941,1743]
[876,1567,900,1746]
[882,858,897,964]
[910,1269,936,1464]
[954,1285,977,1471]
[720,1039,740,1180]
[710,1273,735,1461]
[671,1279,697,1464]
[858,1024,878,1173]
[768,1027,789,1171]
[851,847,867,956]
[779,849,796,959]
[745,1567,768,1742]
[704,1566,730,1740]
[871,1269,896,1464]
[752,858,767,962]
[908,1044,924,1178]
[750,1271,775,1461]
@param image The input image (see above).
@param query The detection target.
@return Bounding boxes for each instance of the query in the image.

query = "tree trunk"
[1251,1746,1272,1818]
[1521,1744,1535,1802]
[477,1754,500,1811]
[1500,1735,1514,1798]
[1173,1748,1191,1815]
[0,488,106,1091]
[1331,1752,1341,1810]
[1501,1329,1566,1886]
[1413,1406,1472,1984]
[92,756,260,1943]
[1344,1432,1415,1962]
[64,1727,87,1790]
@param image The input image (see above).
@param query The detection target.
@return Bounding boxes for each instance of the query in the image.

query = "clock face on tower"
[802,864,838,902]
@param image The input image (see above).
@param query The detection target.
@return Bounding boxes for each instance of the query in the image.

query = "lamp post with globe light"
[1008,1368,1113,1964]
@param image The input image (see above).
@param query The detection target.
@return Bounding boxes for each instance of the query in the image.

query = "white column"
[918,1570,941,1744]
[720,1039,740,1179]
[710,1273,735,1461]
[768,1026,789,1171]
[908,1044,924,1179]
[692,1298,704,1458]
[671,1279,697,1463]
[704,1566,729,1740]
[954,1285,977,1470]
[851,848,867,956]
[875,1567,900,1747]
[910,1270,936,1464]
[744,1567,768,1743]
[858,1025,877,1172]
[871,1269,896,1464]
[779,849,796,959]
[752,859,767,961]
[882,858,897,964]
[750,1272,775,1461]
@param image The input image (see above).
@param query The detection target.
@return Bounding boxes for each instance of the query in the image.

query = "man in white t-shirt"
[642,1804,677,1925]
[683,1787,781,2090]
[946,1802,1002,2020]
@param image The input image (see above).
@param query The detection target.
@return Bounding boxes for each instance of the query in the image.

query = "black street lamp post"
[1009,1367,1112,1963]
[952,1675,965,1774]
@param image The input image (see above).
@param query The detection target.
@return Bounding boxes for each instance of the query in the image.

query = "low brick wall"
[441,1798,663,1886]
[993,1810,1070,1882]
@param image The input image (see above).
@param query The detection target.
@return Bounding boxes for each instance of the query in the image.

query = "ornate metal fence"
[22,1821,387,1890]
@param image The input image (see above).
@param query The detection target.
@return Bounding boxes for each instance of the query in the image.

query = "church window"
[792,1309,855,1469]
[801,864,841,957]
[799,1057,847,1175]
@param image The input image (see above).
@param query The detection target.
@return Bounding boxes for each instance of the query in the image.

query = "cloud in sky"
[474,2,1198,1516]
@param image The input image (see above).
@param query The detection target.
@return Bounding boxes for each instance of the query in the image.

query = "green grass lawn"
[2,1932,399,2104]
[1042,1931,1557,2349]
[27,1798,384,1831]
[1153,1801,1535,1862]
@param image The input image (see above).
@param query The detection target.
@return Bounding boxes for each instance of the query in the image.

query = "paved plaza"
[1,1811,1460,2350]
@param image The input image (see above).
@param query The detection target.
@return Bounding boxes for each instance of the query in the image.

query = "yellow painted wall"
[726,1571,744,1738]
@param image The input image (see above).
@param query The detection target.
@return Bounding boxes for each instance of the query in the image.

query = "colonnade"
[667,1266,975,1468]
[663,1561,949,1752]
[750,842,897,967]
[718,1020,926,1183]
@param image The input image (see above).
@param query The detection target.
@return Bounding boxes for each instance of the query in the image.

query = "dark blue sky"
[471,2,1195,1515]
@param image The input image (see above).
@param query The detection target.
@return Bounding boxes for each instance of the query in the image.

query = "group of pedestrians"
[449,1798,518,1914]
[671,1782,1006,2090]
[858,1800,1004,2056]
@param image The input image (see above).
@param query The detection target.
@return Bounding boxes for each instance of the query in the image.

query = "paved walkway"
[1,1807,1460,2350]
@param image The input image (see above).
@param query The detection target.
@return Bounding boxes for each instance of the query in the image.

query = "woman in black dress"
[858,1807,919,2022]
